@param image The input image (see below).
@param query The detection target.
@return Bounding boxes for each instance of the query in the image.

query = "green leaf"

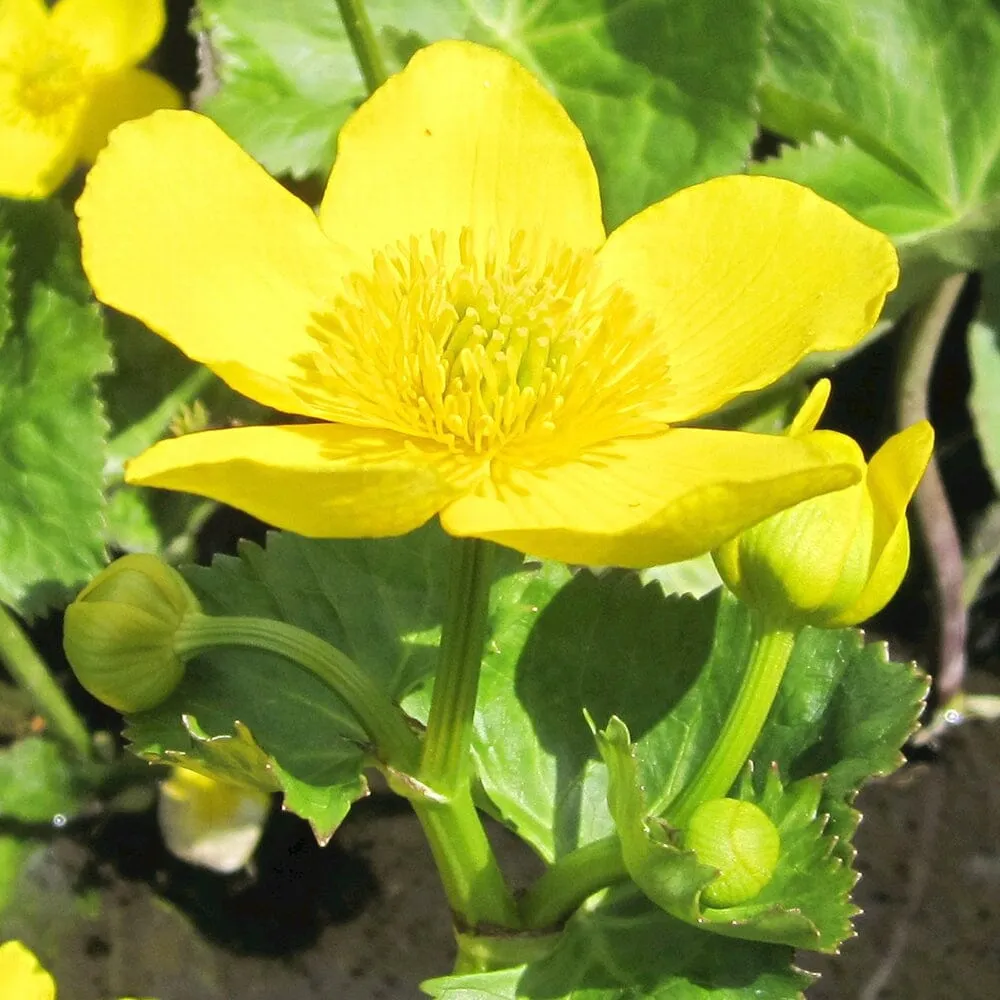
[0,736,84,910]
[749,625,927,856]
[123,524,522,841]
[0,837,39,913]
[757,0,1000,268]
[406,570,720,863]
[447,575,923,881]
[969,267,1000,496]
[0,736,83,823]
[101,311,265,559]
[424,885,810,1000]
[198,0,766,225]
[596,717,855,951]
[0,199,111,616]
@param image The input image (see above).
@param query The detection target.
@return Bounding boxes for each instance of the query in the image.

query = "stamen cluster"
[298,229,669,463]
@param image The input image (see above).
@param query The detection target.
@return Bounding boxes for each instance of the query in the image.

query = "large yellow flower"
[0,0,180,199]
[77,41,898,568]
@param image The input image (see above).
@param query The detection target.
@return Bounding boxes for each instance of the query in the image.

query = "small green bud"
[63,554,201,713]
[713,380,934,629]
[683,798,780,907]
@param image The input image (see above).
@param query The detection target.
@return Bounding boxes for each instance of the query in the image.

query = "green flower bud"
[63,554,201,713]
[683,798,780,907]
[713,380,933,629]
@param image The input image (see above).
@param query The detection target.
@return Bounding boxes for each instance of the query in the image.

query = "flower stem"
[411,790,520,930]
[519,834,628,930]
[896,272,969,705]
[334,0,388,93]
[412,537,519,930]
[174,614,420,773]
[0,604,92,761]
[419,537,495,796]
[667,621,797,829]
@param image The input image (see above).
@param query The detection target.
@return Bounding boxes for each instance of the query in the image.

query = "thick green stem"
[412,537,518,930]
[520,834,627,930]
[412,790,520,930]
[174,614,420,773]
[420,537,495,795]
[667,622,796,828]
[334,0,388,93]
[0,605,92,760]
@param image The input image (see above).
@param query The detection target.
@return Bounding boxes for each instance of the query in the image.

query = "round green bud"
[683,798,780,908]
[63,554,201,713]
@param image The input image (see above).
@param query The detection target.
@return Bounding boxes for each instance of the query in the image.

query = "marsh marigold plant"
[78,41,899,567]
[0,0,180,199]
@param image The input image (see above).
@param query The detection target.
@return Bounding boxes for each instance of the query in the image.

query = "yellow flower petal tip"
[714,387,935,629]
[78,39,899,568]
[0,0,179,199]
[158,766,271,874]
[0,940,56,1000]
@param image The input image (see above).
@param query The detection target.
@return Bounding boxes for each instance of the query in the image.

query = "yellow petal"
[125,424,476,538]
[50,0,165,72]
[0,941,55,1000]
[789,379,832,437]
[0,0,47,50]
[596,176,899,422]
[77,110,351,416]
[865,421,934,555]
[440,428,861,568]
[319,40,604,264]
[77,67,182,162]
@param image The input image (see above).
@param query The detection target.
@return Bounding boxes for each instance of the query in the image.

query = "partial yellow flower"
[77,41,899,568]
[0,0,181,199]
[713,380,934,628]
[158,766,271,874]
[0,941,55,1000]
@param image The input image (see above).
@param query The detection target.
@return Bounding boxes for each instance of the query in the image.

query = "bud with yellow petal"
[63,553,201,713]
[713,381,933,629]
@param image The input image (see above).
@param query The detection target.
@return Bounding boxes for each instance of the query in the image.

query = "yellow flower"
[0,941,55,1000]
[77,41,898,568]
[713,380,934,628]
[0,0,181,199]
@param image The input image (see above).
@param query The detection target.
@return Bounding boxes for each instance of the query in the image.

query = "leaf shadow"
[514,570,718,857]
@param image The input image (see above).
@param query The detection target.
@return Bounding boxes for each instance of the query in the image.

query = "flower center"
[1,33,90,125]
[298,230,670,463]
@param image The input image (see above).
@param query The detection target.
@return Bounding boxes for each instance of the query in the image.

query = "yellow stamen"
[297,229,670,464]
